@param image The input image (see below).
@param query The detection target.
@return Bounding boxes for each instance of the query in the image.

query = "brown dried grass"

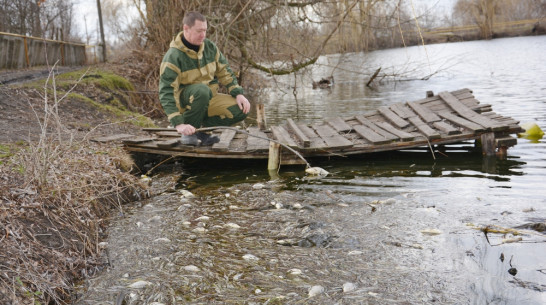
[0,66,149,304]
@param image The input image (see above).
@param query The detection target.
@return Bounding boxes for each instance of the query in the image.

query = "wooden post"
[267,142,280,171]
[60,43,65,65]
[426,90,434,98]
[256,103,266,130]
[497,146,508,158]
[23,37,30,67]
[481,132,496,156]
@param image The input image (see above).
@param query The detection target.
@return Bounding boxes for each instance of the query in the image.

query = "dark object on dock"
[96,89,523,170]
[312,76,334,89]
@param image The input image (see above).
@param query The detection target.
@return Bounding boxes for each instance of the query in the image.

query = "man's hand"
[175,123,196,135]
[236,94,251,114]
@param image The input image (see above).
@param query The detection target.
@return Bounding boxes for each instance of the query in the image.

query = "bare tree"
[0,0,77,41]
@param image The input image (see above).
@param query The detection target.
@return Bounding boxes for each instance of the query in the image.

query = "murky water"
[76,36,546,304]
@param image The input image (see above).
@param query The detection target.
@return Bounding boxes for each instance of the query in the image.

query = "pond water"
[76,36,546,304]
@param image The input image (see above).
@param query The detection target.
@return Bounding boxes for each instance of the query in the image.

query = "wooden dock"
[96,89,523,167]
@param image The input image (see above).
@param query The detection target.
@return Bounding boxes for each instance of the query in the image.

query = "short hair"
[183,11,206,27]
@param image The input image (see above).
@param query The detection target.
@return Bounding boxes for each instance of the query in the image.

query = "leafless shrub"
[0,66,149,304]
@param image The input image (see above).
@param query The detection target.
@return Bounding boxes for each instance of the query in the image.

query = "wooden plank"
[154,131,180,138]
[212,129,237,151]
[353,125,392,144]
[327,117,353,132]
[246,127,270,151]
[408,116,441,139]
[437,111,485,133]
[439,91,507,131]
[432,121,461,135]
[406,101,441,123]
[287,119,311,148]
[378,106,410,128]
[496,136,517,147]
[271,126,299,148]
[355,115,399,141]
[390,103,416,119]
[92,134,135,142]
[374,121,415,141]
[156,138,180,148]
[297,124,328,149]
[312,124,353,149]
[122,137,155,144]
[439,91,477,118]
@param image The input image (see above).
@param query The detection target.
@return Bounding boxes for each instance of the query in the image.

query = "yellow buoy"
[518,122,544,140]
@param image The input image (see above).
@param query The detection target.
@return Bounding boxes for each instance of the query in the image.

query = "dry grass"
[0,66,149,304]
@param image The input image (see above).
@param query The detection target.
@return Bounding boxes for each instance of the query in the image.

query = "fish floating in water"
[305,167,329,176]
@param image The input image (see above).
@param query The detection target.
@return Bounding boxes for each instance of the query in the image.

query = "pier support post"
[481,132,496,156]
[267,142,280,171]
[257,104,267,130]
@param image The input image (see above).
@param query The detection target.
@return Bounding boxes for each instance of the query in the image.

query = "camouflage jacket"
[159,31,243,127]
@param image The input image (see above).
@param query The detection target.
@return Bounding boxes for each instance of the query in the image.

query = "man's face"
[184,20,207,46]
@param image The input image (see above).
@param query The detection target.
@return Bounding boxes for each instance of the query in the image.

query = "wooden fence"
[0,32,92,69]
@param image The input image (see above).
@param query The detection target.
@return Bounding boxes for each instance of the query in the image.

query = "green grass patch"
[65,92,155,128]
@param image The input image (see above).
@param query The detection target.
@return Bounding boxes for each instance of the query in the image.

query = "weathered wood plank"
[246,127,270,151]
[122,137,155,144]
[287,119,311,148]
[378,106,410,128]
[271,126,299,148]
[390,103,416,119]
[439,91,477,118]
[156,138,180,148]
[327,117,353,132]
[155,131,180,138]
[408,116,441,139]
[212,129,237,151]
[312,124,353,149]
[353,125,392,144]
[354,115,399,141]
[374,121,416,141]
[496,136,517,147]
[437,111,485,133]
[406,101,441,123]
[432,121,461,135]
[297,124,328,149]
[439,91,507,131]
[93,134,135,142]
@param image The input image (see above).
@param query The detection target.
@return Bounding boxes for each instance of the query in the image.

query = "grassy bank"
[0,67,154,304]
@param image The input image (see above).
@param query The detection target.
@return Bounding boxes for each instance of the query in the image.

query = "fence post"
[23,37,30,67]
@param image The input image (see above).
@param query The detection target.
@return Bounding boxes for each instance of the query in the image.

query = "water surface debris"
[420,229,442,235]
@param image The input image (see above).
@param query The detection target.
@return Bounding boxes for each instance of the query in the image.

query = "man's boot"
[180,134,199,145]
[196,132,220,146]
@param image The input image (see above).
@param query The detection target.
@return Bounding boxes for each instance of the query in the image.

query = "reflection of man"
[159,11,251,145]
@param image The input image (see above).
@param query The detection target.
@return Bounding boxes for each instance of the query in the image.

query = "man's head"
[183,11,207,46]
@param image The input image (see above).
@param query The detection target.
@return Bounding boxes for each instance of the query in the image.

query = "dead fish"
[309,285,325,297]
[305,167,329,176]
[183,265,200,272]
[343,282,356,293]
[224,223,241,229]
[243,254,259,261]
[128,280,152,289]
[502,237,523,244]
[194,216,210,222]
[288,268,302,275]
[179,190,195,198]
